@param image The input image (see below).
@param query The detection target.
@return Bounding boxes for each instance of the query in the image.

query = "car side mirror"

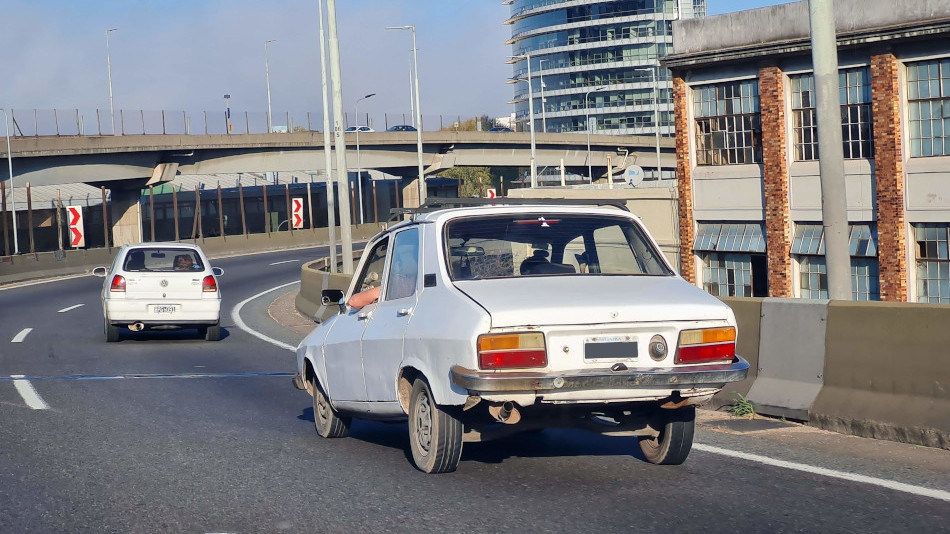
[92,266,107,277]
[212,267,224,276]
[322,289,346,314]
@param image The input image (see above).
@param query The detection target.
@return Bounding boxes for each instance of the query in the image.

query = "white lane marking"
[268,259,300,266]
[693,443,950,503]
[57,304,85,313]
[10,375,50,410]
[11,328,33,343]
[230,281,299,352]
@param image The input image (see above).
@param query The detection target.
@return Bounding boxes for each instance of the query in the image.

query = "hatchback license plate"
[585,341,637,360]
[151,305,179,314]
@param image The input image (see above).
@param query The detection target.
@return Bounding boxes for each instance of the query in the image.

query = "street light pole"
[387,25,426,205]
[224,94,231,133]
[316,0,337,272]
[326,0,355,273]
[1,108,18,254]
[106,28,118,136]
[585,85,608,183]
[264,39,276,133]
[355,93,375,224]
[511,54,537,187]
[633,66,663,181]
[538,58,548,133]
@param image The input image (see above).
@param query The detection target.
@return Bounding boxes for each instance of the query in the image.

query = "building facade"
[663,0,950,303]
[505,0,705,180]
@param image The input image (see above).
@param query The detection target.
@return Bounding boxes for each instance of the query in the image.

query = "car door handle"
[397,308,412,316]
[357,311,370,320]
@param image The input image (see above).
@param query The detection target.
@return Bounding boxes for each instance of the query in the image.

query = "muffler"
[488,401,522,425]
[128,322,145,332]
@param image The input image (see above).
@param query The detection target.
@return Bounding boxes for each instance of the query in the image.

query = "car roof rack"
[389,197,630,221]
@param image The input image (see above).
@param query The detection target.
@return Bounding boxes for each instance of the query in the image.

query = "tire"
[105,318,120,343]
[204,325,221,341]
[312,380,350,438]
[639,406,695,465]
[408,378,463,474]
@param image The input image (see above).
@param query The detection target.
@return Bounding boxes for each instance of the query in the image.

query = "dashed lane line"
[57,304,85,313]
[268,259,300,266]
[11,328,32,343]
[10,375,49,410]
[693,443,950,503]
[230,281,299,352]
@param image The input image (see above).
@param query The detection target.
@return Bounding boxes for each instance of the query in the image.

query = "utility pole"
[316,0,337,272]
[808,0,851,300]
[326,0,354,273]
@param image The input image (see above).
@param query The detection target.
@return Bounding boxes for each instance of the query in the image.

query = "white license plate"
[150,304,180,314]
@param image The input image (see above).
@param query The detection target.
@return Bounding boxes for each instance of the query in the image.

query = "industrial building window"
[790,68,873,161]
[791,223,880,300]
[907,58,950,157]
[693,80,761,165]
[914,223,950,303]
[694,222,768,297]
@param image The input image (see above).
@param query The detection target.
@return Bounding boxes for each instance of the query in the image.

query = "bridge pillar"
[403,178,421,208]
[110,188,143,246]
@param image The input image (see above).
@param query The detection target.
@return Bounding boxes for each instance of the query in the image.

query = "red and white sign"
[291,197,304,229]
[67,205,85,248]
[484,188,497,199]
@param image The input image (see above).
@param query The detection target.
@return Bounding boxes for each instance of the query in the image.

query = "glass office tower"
[505,0,705,155]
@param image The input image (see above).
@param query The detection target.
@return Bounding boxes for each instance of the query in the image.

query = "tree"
[440,167,493,198]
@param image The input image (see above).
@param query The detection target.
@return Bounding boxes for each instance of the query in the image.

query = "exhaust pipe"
[128,322,145,332]
[488,401,521,425]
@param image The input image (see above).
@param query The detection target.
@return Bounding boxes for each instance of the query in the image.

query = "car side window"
[386,228,419,301]
[355,238,390,294]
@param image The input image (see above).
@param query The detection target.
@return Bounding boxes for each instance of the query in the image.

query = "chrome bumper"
[450,356,749,394]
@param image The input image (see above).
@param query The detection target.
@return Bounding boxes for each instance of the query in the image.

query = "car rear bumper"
[105,299,220,324]
[450,356,749,394]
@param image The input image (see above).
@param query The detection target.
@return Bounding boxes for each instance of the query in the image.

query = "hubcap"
[317,393,330,425]
[415,391,432,454]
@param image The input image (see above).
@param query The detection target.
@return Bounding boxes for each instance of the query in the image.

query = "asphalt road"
[1,246,948,533]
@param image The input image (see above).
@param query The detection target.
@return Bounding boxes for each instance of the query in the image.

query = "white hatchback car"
[294,201,748,473]
[93,243,224,342]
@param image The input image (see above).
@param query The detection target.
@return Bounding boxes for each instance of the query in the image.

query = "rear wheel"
[312,380,350,438]
[104,318,120,343]
[639,406,695,465]
[204,324,221,341]
[408,378,463,474]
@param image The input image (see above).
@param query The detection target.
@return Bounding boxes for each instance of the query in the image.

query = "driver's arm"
[347,285,381,309]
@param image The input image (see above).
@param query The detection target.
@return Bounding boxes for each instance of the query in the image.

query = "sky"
[1,0,793,125]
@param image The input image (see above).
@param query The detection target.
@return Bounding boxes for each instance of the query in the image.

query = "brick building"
[662,0,950,302]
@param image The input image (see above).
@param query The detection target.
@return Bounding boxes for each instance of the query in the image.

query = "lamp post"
[106,28,118,136]
[585,85,608,183]
[538,58,549,133]
[632,66,663,181]
[510,53,538,187]
[1,108,17,254]
[355,93,375,224]
[264,39,276,133]
[386,25,426,204]
[316,0,337,272]
[224,94,231,133]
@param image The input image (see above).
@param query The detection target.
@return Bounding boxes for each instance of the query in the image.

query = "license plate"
[150,304,180,314]
[585,340,638,360]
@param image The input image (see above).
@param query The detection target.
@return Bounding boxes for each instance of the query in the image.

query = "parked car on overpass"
[294,199,748,473]
[93,243,224,342]
[386,124,417,132]
[344,126,374,133]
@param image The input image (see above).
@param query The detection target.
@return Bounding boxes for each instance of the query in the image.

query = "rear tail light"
[202,275,218,292]
[477,332,546,370]
[675,326,736,364]
[110,275,126,292]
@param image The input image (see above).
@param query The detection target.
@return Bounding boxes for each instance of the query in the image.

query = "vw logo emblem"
[160,279,168,287]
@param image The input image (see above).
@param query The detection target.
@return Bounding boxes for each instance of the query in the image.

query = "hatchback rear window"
[123,248,204,272]
[444,214,672,280]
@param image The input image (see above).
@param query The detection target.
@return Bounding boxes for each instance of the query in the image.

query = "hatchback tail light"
[202,275,218,292]
[675,327,736,364]
[477,332,547,370]
[110,275,126,292]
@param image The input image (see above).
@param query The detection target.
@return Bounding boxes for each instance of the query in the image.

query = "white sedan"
[295,201,748,473]
[93,243,223,342]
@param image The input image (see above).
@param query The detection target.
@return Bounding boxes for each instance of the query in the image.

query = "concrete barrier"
[810,301,950,449]
[710,297,763,410]
[295,257,355,323]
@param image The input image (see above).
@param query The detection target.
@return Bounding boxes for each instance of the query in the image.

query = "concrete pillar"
[403,177,421,208]
[672,75,696,283]
[870,53,908,302]
[759,66,793,298]
[110,188,142,246]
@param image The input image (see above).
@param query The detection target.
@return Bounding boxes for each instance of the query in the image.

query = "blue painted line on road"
[0,372,294,382]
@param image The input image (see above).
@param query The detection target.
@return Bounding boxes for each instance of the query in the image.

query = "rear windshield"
[123,248,204,272]
[443,214,672,280]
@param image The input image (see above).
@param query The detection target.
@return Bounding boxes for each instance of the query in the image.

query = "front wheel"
[638,406,695,465]
[313,380,350,438]
[408,378,463,474]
